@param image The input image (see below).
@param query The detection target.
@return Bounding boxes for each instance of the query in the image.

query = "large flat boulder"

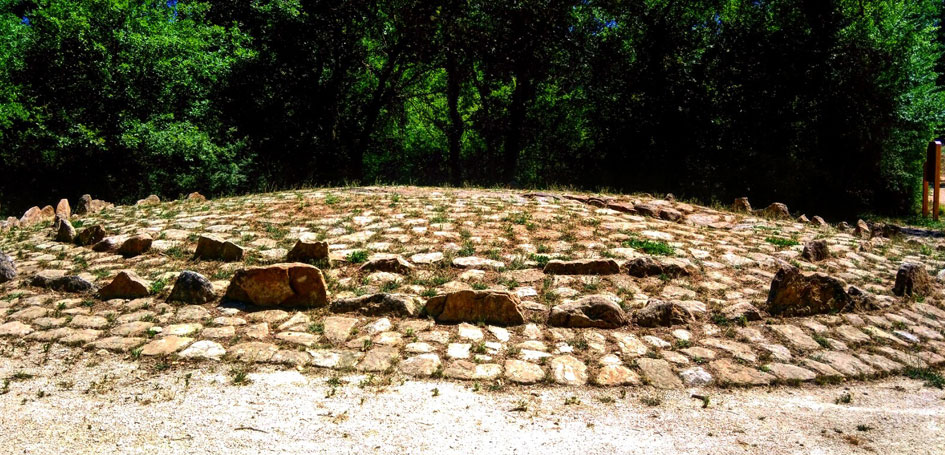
[543,259,619,275]
[194,235,244,262]
[286,239,329,263]
[330,293,419,317]
[117,234,152,257]
[632,299,698,327]
[358,256,414,275]
[224,263,328,307]
[766,265,871,316]
[424,290,525,326]
[547,295,626,329]
[624,257,696,278]
[31,273,95,293]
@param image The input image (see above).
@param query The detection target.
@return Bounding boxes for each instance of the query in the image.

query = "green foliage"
[765,237,800,248]
[0,0,943,219]
[622,238,675,256]
[0,0,252,210]
[345,250,369,264]
[904,366,945,389]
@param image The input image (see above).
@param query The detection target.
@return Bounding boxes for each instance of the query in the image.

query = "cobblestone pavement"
[1,187,944,391]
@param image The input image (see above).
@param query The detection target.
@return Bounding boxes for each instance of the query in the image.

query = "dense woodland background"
[1,0,944,219]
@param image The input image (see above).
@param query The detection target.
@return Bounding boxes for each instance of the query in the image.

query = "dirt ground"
[0,347,943,455]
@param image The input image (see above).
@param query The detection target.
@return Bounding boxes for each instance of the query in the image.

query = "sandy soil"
[0,346,943,455]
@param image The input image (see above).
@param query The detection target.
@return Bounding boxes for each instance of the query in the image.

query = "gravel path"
[1,348,943,454]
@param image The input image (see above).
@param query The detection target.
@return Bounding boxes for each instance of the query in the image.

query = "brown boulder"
[720,302,762,322]
[659,207,683,222]
[2,217,18,231]
[766,265,862,316]
[20,206,52,226]
[543,259,620,275]
[624,257,696,278]
[194,235,244,262]
[892,263,933,298]
[547,295,627,329]
[168,271,216,304]
[854,219,871,239]
[91,237,121,253]
[359,256,414,275]
[187,192,207,202]
[330,293,419,317]
[606,202,636,214]
[31,273,95,293]
[811,216,829,228]
[755,202,791,219]
[801,240,830,262]
[732,197,752,213]
[632,299,697,327]
[224,263,328,307]
[136,194,160,206]
[75,195,93,215]
[54,216,76,243]
[870,223,900,238]
[424,290,525,326]
[286,239,329,263]
[117,234,152,257]
[75,225,107,246]
[55,198,71,219]
[99,271,151,300]
[634,203,661,218]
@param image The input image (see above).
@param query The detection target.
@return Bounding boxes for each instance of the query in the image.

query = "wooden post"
[924,154,930,217]
[935,141,942,221]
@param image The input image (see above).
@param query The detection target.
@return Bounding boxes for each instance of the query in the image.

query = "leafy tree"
[0,0,943,219]
[0,0,251,210]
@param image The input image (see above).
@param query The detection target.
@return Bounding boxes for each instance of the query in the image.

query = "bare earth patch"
[0,347,943,454]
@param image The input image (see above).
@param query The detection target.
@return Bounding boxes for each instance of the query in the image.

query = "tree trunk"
[504,76,533,185]
[347,49,403,182]
[446,49,463,186]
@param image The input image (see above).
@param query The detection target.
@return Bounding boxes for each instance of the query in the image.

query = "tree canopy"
[1,0,943,219]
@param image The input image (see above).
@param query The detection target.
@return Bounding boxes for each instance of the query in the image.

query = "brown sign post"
[923,140,943,220]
